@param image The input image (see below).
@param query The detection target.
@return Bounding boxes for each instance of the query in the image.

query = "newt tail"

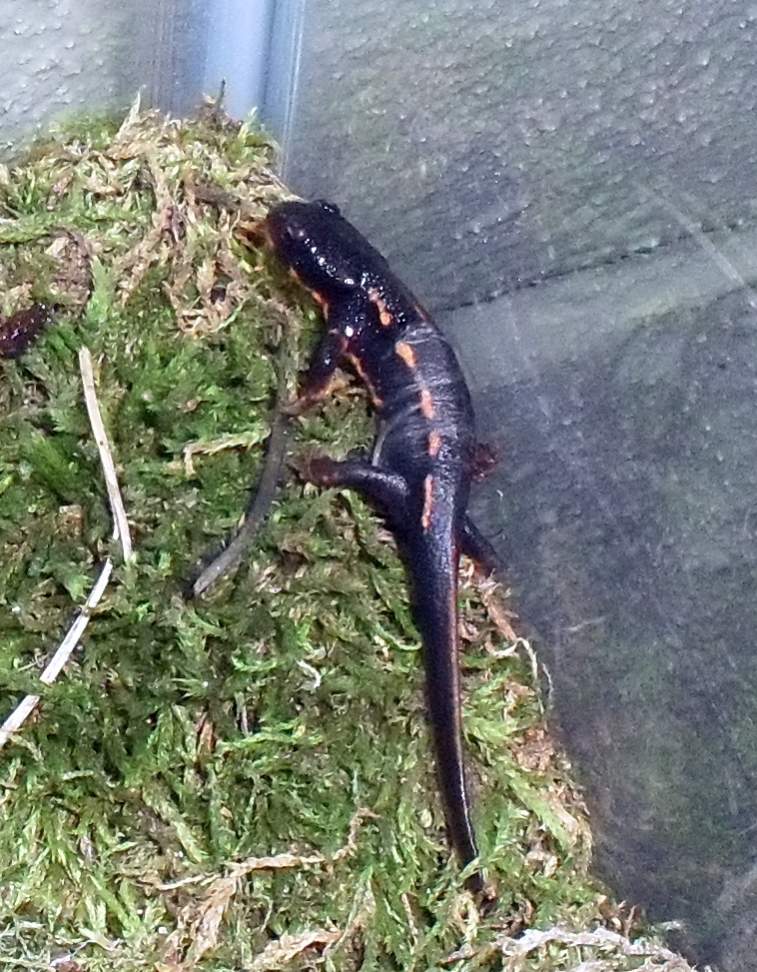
[407,518,482,890]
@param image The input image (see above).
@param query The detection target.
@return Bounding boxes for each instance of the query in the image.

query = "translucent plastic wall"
[275,0,757,308]
[276,4,757,969]
[0,0,271,156]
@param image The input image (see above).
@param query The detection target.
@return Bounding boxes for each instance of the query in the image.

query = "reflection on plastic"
[443,216,757,970]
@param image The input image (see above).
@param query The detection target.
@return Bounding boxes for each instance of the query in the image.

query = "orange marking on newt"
[368,287,394,327]
[345,352,384,408]
[419,387,435,419]
[394,340,417,369]
[286,369,344,414]
[428,430,442,457]
[289,268,329,313]
[421,475,434,530]
[308,289,329,314]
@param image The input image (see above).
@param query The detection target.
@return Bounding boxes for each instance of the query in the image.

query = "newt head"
[265,198,387,299]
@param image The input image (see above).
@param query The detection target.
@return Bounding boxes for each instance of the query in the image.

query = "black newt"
[265,199,498,893]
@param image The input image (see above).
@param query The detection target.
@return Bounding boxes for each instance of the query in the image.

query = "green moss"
[0,106,690,971]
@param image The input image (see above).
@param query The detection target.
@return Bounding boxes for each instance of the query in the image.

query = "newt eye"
[314,199,340,216]
[285,223,307,241]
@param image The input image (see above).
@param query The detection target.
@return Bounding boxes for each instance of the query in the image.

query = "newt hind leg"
[461,517,501,576]
[298,454,409,524]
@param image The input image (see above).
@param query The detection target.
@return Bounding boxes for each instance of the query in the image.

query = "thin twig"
[0,561,113,749]
[79,347,134,562]
[0,346,131,751]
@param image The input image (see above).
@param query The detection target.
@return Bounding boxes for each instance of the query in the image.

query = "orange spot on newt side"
[428,430,442,457]
[368,287,394,327]
[289,268,328,313]
[345,352,384,408]
[307,289,329,315]
[421,475,434,530]
[394,340,417,369]
[419,388,435,419]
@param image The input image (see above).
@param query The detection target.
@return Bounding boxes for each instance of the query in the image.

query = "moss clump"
[0,104,694,971]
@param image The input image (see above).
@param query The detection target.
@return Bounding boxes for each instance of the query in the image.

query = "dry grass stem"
[79,346,134,562]
[0,346,132,750]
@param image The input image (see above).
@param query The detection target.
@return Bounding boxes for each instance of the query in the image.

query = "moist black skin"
[266,199,499,894]
[0,303,53,358]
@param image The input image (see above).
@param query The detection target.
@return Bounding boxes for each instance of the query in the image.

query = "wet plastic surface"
[280,0,757,310]
[0,0,209,155]
[442,227,757,968]
[274,4,757,965]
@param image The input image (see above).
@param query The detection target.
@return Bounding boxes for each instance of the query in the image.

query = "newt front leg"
[282,328,344,414]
